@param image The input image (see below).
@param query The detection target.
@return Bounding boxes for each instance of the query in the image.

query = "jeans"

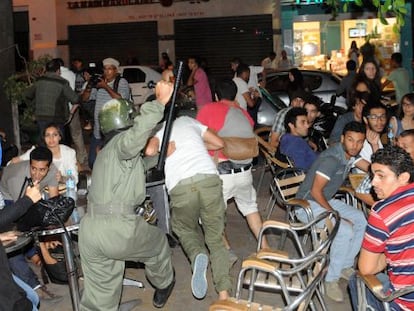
[12,274,39,311]
[296,199,367,281]
[88,135,104,169]
[348,273,400,311]
[8,254,40,289]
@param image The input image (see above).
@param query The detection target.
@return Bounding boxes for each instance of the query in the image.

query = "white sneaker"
[325,281,344,302]
[191,253,208,299]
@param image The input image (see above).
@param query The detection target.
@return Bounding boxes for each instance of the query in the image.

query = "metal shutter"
[175,14,273,82]
[68,21,158,66]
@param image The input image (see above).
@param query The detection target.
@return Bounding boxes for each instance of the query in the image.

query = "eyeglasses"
[366,114,387,121]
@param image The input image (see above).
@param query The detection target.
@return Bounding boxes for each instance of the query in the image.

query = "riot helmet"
[99,98,133,135]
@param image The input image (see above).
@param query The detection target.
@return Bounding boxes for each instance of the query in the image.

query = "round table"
[3,235,33,254]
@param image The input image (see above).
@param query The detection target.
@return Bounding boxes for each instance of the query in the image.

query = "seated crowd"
[2,52,414,311]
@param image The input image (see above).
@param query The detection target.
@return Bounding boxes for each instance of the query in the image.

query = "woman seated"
[11,123,78,186]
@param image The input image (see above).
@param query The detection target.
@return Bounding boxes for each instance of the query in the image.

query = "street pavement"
[36,166,353,311]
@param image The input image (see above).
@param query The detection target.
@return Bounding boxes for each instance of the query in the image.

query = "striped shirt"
[362,182,414,310]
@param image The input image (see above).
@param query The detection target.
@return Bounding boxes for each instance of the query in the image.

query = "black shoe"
[153,278,175,308]
[167,234,179,248]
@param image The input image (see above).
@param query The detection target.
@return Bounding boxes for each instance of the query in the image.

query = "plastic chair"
[355,271,414,311]
[209,253,329,311]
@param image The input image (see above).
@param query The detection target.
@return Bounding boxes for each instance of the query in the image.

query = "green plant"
[3,55,51,130]
[325,0,407,32]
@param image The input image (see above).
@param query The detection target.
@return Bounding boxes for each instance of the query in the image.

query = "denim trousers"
[8,254,40,289]
[297,199,367,281]
[12,274,39,311]
[88,135,103,169]
[348,272,401,311]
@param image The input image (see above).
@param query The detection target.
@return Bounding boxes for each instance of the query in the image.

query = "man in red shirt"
[349,146,414,310]
[197,79,268,261]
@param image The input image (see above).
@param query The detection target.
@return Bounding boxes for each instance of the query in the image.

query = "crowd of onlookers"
[2,45,414,311]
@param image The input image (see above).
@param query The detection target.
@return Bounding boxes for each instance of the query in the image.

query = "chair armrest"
[286,198,310,210]
[357,271,414,302]
[256,249,289,260]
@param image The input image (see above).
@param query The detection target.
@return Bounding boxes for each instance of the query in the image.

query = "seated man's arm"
[358,249,387,275]
[310,173,333,211]
[269,131,281,150]
[48,186,59,198]
[354,158,370,173]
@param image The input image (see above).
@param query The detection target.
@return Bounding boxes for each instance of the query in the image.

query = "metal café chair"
[254,127,292,196]
[266,167,307,222]
[241,210,340,311]
[209,253,329,311]
[355,271,414,311]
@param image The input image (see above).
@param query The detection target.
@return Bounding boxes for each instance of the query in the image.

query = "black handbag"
[17,195,75,231]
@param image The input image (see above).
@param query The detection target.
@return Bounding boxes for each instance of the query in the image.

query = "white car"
[119,66,161,107]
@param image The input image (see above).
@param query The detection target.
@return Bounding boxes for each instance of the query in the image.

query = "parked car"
[264,69,347,110]
[119,66,162,107]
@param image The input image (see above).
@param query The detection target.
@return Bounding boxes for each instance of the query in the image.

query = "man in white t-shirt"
[261,51,277,71]
[232,64,261,124]
[145,116,231,301]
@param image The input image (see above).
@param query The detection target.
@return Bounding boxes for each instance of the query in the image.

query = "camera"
[89,73,103,88]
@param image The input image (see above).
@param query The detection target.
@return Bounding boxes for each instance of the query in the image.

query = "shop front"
[280,3,412,77]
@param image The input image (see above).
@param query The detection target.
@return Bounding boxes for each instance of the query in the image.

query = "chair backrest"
[258,210,341,258]
[274,167,306,204]
[255,127,291,171]
[228,253,329,311]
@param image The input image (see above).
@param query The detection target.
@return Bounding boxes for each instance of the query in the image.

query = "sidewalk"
[37,167,353,310]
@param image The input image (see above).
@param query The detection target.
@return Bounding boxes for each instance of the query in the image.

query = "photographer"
[81,57,131,169]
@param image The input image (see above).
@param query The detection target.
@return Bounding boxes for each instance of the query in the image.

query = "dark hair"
[371,146,414,182]
[289,68,304,85]
[188,55,201,66]
[348,76,371,109]
[30,146,52,165]
[346,60,357,71]
[362,102,387,119]
[236,63,250,77]
[42,123,62,139]
[342,121,366,136]
[215,78,237,101]
[45,59,61,72]
[398,93,414,119]
[399,129,414,139]
[391,52,402,65]
[358,59,381,82]
[54,58,64,67]
[230,57,242,65]
[303,93,322,111]
[284,107,307,133]
[269,51,276,58]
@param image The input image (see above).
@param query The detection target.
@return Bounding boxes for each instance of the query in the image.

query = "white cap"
[102,57,120,70]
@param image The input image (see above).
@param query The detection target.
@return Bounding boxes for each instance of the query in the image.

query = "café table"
[35,223,81,311]
[3,234,33,254]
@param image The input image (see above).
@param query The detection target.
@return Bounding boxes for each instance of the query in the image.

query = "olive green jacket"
[88,100,164,211]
